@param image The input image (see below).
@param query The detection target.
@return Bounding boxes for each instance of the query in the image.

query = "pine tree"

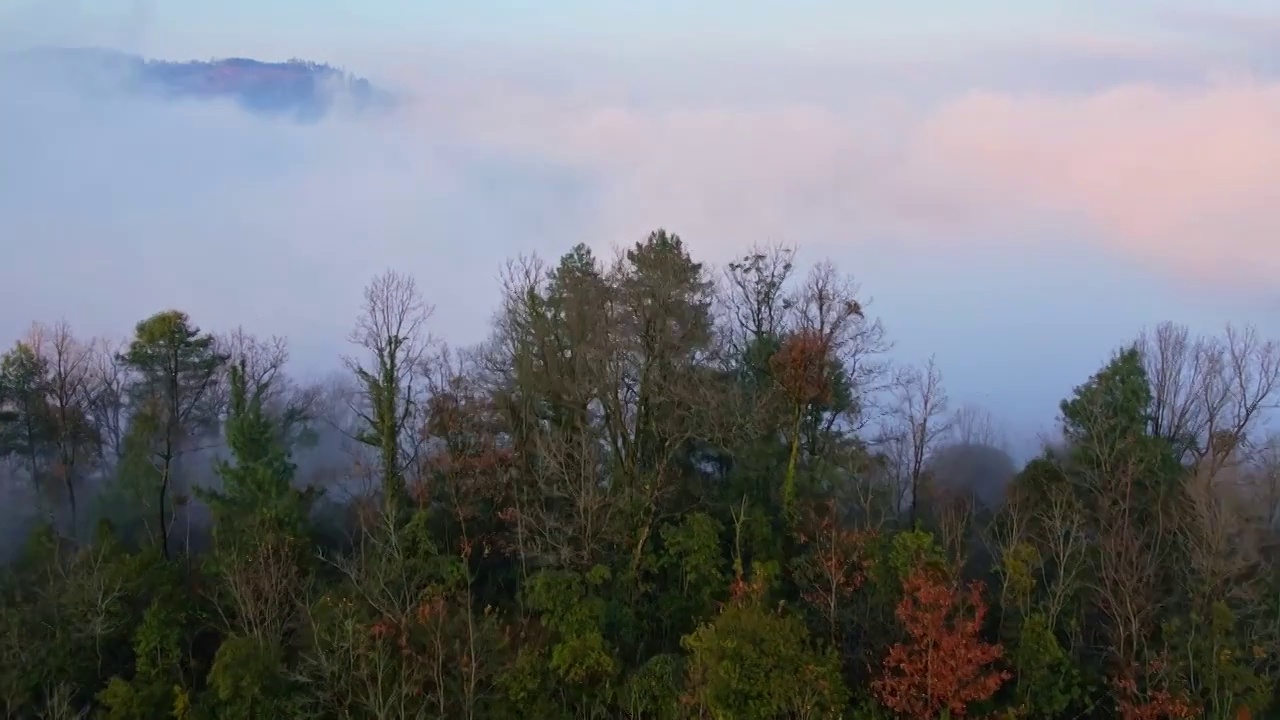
[0,342,54,518]
[121,310,225,559]
[199,360,313,540]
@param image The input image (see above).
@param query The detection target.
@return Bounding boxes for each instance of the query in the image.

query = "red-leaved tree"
[1111,659,1198,720]
[771,329,834,515]
[872,569,1009,719]
[794,499,871,643]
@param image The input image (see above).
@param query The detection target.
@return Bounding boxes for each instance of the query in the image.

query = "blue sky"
[0,0,1242,62]
[3,0,1280,455]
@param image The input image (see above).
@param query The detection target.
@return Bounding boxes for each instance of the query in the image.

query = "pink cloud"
[410,65,1280,284]
[913,80,1280,282]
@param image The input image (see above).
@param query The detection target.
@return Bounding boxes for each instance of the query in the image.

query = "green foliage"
[886,529,944,581]
[1059,346,1151,451]
[652,512,728,629]
[1000,541,1039,611]
[197,360,315,542]
[526,567,618,686]
[120,310,226,559]
[1007,612,1088,718]
[682,599,847,719]
[97,584,194,720]
[206,635,293,719]
[4,246,1280,720]
[121,311,225,422]
[1167,602,1272,719]
[1058,346,1183,505]
[0,341,54,503]
[619,653,683,720]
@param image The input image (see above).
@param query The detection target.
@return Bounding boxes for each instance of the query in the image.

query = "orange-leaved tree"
[770,329,834,516]
[1111,658,1198,720]
[793,498,872,643]
[872,569,1009,719]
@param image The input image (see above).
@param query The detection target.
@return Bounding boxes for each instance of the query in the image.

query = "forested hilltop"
[0,48,391,121]
[1,232,1278,719]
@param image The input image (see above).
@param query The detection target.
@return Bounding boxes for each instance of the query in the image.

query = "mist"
[6,8,1280,716]
[0,54,590,378]
[5,19,1280,459]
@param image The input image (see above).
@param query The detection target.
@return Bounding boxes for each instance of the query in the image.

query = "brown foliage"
[794,499,871,640]
[1111,660,1199,720]
[771,330,833,408]
[872,570,1009,719]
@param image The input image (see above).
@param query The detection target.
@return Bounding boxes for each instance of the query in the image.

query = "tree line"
[1,231,1278,719]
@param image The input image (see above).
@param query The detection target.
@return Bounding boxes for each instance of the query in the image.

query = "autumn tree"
[792,498,870,644]
[765,261,885,521]
[788,263,887,468]
[5,234,1280,720]
[418,348,515,718]
[772,329,837,516]
[872,568,1008,719]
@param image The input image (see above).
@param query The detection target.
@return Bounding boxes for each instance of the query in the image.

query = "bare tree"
[880,356,951,525]
[482,253,623,576]
[216,328,289,402]
[216,328,322,450]
[344,269,433,511]
[1030,485,1090,638]
[210,526,307,643]
[719,243,796,362]
[38,322,101,538]
[1063,357,1180,667]
[1139,322,1280,474]
[87,338,131,465]
[1201,325,1280,474]
[1248,433,1280,533]
[949,403,1007,451]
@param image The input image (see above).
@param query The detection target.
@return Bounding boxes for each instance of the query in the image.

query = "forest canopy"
[1,232,1278,719]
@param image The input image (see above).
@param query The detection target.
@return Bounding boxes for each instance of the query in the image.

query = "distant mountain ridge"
[1,47,395,121]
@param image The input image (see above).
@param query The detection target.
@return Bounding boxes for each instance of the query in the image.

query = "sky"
[2,0,1280,454]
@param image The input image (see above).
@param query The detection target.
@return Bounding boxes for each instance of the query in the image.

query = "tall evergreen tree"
[120,310,226,559]
[0,342,53,517]
[199,360,313,539]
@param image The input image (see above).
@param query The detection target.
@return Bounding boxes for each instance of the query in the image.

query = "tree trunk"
[159,460,171,560]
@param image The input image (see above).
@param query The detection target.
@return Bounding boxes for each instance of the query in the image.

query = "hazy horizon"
[4,1,1280,457]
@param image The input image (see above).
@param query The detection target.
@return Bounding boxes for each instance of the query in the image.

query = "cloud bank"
[3,23,1279,436]
[416,58,1280,285]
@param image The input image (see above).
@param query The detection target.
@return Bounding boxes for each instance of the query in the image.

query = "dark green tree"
[0,341,53,517]
[199,360,315,540]
[120,310,226,560]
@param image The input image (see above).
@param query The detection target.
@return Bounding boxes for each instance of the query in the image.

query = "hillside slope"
[0,47,394,121]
